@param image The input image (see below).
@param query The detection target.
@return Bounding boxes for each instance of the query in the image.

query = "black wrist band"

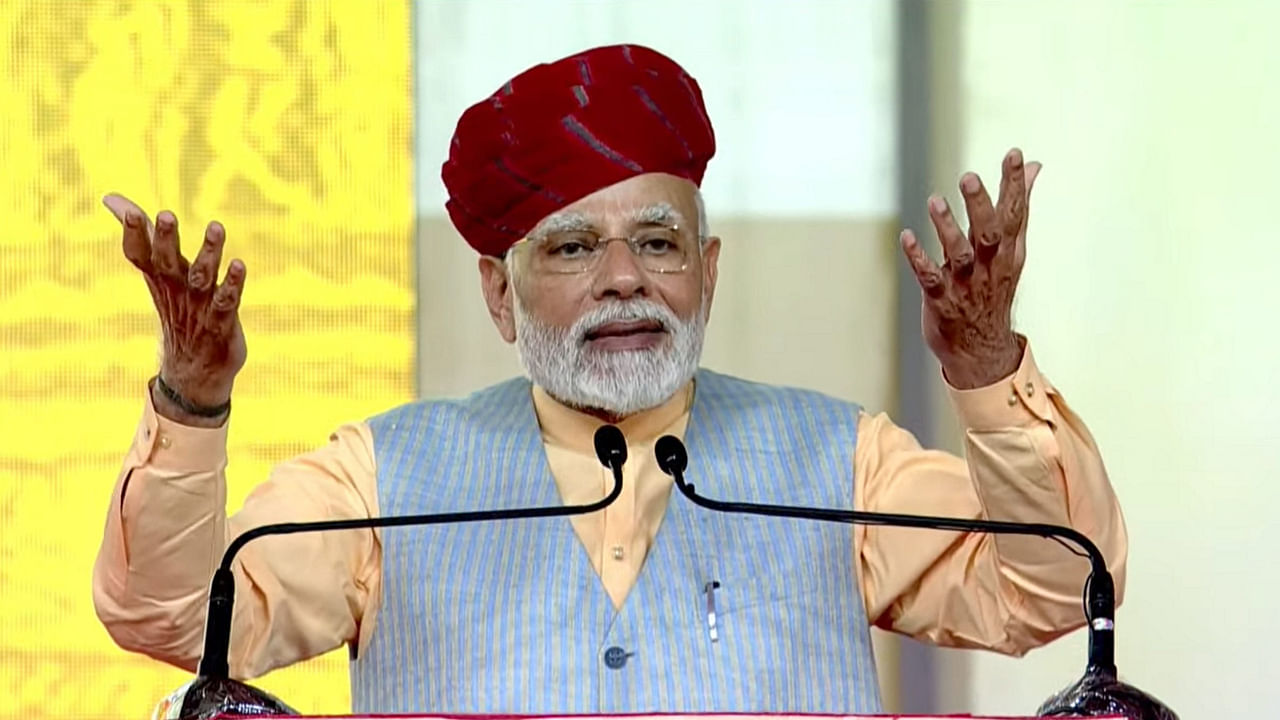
[154,375,232,418]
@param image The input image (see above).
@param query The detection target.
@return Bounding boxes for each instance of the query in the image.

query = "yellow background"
[0,1,413,717]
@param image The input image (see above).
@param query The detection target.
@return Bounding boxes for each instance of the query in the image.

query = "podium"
[214,715,1126,719]
[152,675,1132,720]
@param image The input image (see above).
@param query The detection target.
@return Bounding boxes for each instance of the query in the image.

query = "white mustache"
[572,301,679,344]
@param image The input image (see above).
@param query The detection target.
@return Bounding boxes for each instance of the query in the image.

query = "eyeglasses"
[511,224,693,275]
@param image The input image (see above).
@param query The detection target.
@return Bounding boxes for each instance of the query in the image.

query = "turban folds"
[442,44,717,256]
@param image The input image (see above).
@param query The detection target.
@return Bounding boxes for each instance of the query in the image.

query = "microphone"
[159,425,630,720]
[654,435,1177,720]
[595,422,628,469]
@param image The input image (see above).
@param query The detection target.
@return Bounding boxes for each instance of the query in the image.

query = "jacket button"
[603,646,630,669]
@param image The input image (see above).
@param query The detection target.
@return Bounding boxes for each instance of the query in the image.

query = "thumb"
[102,193,147,225]
[1025,161,1043,196]
[1016,161,1043,241]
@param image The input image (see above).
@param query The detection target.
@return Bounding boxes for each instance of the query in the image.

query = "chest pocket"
[695,513,836,617]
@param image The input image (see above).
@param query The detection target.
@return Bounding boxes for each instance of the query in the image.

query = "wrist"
[939,334,1023,389]
[151,375,231,426]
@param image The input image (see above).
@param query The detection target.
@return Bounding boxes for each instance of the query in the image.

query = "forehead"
[532,172,698,231]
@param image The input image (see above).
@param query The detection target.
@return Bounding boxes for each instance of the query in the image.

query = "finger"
[188,221,226,293]
[104,194,155,273]
[927,195,973,276]
[1025,161,1042,196]
[102,193,146,225]
[900,230,945,298]
[211,259,247,325]
[1019,161,1043,240]
[995,148,1028,241]
[151,210,189,280]
[960,172,1000,262]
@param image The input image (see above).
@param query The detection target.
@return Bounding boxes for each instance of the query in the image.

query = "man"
[93,44,1126,715]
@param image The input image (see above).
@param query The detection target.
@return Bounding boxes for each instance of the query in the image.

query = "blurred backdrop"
[0,1,414,716]
[1,1,1275,718]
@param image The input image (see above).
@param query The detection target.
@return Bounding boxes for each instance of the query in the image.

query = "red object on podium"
[240,707,1121,712]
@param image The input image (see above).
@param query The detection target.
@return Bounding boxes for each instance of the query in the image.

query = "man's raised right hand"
[104,194,247,423]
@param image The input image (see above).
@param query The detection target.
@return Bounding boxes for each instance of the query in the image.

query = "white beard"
[513,294,706,417]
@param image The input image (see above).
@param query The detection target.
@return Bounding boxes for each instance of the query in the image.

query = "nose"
[590,238,648,300]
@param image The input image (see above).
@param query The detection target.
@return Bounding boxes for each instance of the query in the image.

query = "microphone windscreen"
[593,425,627,469]
[655,435,688,476]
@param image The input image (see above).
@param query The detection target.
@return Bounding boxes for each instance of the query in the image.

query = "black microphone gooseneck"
[653,434,1116,673]
[654,435,1184,719]
[196,424,629,679]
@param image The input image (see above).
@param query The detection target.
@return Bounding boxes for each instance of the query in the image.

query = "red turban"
[442,44,717,256]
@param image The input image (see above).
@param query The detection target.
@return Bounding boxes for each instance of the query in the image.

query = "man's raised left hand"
[900,148,1042,389]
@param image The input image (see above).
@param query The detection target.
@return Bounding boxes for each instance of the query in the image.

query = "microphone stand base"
[1038,665,1178,720]
[154,675,297,719]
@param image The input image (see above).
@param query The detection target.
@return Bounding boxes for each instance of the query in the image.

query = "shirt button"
[158,435,172,449]
[1006,393,1018,407]
[611,545,625,561]
[603,646,630,669]
[1024,381,1035,396]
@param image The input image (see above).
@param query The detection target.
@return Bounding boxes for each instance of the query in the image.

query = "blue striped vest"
[350,369,881,714]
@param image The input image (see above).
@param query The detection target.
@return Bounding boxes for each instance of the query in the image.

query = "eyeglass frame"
[506,223,700,275]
